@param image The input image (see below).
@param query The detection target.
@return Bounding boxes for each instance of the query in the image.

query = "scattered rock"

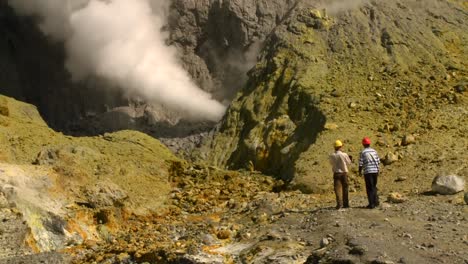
[0,192,9,208]
[387,192,408,203]
[383,152,399,165]
[349,102,358,109]
[377,139,388,146]
[454,82,466,93]
[216,229,231,240]
[370,259,395,264]
[201,234,219,246]
[395,176,407,182]
[33,149,59,165]
[305,253,322,264]
[401,135,416,146]
[331,89,342,97]
[431,175,465,195]
[320,237,330,248]
[403,233,413,239]
[349,245,367,255]
[324,123,339,130]
[262,230,282,241]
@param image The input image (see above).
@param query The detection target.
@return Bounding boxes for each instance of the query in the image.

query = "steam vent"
[0,0,467,263]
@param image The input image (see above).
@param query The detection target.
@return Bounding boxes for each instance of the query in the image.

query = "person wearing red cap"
[359,137,381,209]
[329,140,352,209]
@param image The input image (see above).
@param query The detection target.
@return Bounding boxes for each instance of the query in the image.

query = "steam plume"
[8,0,226,122]
[321,0,370,15]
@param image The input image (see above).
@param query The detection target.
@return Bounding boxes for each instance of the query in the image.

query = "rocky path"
[166,189,463,264]
[232,193,468,264]
[306,195,468,264]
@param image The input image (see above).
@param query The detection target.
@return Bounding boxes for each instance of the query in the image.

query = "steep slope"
[0,95,178,259]
[0,95,284,264]
[201,0,468,193]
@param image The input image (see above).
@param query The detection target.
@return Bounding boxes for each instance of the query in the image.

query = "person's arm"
[345,153,352,165]
[358,152,363,175]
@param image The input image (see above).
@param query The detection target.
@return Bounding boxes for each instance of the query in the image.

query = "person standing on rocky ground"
[329,140,352,209]
[359,137,381,209]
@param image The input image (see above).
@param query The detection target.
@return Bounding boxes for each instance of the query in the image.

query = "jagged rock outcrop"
[199,0,468,190]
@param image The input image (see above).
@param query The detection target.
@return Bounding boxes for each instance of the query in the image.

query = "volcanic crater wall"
[0,0,298,135]
[198,0,467,185]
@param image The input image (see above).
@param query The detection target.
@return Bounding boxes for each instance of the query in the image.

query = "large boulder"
[431,175,465,195]
[82,182,128,209]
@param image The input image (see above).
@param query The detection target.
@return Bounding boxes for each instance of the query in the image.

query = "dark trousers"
[364,173,379,208]
[333,173,349,208]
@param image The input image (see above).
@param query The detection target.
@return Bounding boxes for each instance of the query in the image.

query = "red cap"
[362,137,371,145]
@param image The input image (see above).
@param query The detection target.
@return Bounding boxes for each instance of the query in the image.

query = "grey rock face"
[431,175,465,195]
[169,0,298,101]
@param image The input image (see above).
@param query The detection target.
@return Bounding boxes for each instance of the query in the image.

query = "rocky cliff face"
[169,0,299,101]
[200,0,467,189]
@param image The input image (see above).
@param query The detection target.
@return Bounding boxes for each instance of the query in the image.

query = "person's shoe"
[336,205,342,210]
[366,205,375,209]
[343,205,350,208]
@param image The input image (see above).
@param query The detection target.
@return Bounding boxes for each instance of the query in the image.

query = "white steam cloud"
[321,0,370,15]
[8,0,226,122]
